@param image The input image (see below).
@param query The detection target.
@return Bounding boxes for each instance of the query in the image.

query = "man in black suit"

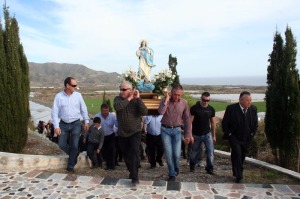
[222,91,258,183]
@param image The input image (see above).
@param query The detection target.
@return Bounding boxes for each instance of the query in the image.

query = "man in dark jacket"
[114,81,148,185]
[222,91,258,183]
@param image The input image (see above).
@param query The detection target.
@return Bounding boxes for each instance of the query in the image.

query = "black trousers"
[86,142,102,166]
[146,133,164,167]
[115,136,122,163]
[229,136,251,179]
[118,132,142,181]
[101,133,116,169]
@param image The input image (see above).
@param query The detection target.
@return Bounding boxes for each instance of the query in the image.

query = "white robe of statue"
[136,40,155,82]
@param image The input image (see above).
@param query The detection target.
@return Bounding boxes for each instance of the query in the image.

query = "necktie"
[243,108,247,117]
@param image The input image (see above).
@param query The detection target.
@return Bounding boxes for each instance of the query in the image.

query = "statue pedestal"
[140,93,160,115]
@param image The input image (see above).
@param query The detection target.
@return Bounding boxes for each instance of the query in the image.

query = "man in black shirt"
[189,92,216,175]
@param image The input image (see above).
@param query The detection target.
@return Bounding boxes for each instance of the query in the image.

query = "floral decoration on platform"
[121,68,175,95]
[120,68,140,88]
[152,68,176,94]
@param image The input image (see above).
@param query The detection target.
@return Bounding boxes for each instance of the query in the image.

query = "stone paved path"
[1,170,300,198]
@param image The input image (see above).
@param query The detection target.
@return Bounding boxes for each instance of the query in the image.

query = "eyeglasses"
[120,88,131,92]
[201,98,210,102]
[70,84,77,87]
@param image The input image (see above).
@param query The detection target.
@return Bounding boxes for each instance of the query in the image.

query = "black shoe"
[205,167,214,175]
[66,168,74,173]
[235,177,243,183]
[115,163,120,166]
[158,162,164,166]
[175,168,179,176]
[168,176,175,181]
[91,164,98,169]
[190,164,195,172]
[105,167,115,171]
[132,179,140,185]
[150,165,156,169]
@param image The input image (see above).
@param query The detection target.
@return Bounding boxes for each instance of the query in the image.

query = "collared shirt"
[239,103,247,114]
[144,115,163,136]
[158,98,191,137]
[51,90,90,129]
[94,112,118,136]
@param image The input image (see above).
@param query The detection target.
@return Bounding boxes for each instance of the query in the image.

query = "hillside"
[29,62,120,87]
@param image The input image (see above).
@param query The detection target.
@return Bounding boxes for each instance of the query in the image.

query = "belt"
[61,119,80,124]
[162,124,181,129]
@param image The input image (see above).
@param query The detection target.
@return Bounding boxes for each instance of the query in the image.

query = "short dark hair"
[239,91,251,99]
[64,77,75,87]
[202,92,210,97]
[93,117,101,124]
[101,103,109,110]
[172,83,183,91]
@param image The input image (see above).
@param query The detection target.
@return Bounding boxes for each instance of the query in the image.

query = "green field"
[85,98,104,115]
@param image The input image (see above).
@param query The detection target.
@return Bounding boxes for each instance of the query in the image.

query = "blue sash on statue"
[137,79,155,92]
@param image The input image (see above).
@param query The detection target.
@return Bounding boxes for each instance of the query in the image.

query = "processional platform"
[140,93,161,115]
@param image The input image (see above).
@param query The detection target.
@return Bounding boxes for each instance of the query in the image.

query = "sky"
[2,0,300,79]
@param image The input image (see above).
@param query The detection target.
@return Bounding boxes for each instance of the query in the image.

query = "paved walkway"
[1,170,300,198]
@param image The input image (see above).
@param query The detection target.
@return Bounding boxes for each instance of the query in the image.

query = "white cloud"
[5,0,300,78]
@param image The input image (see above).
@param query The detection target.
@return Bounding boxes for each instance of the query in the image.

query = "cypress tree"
[0,5,29,152]
[102,90,113,111]
[265,27,300,169]
[0,15,8,149]
[168,54,180,86]
[265,31,284,164]
[282,27,300,168]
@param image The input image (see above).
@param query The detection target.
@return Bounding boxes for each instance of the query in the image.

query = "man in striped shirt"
[114,81,148,185]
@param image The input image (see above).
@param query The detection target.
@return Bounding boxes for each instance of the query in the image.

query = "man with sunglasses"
[189,92,216,175]
[51,77,90,173]
[113,81,148,185]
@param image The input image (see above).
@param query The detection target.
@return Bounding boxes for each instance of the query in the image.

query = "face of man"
[119,84,132,99]
[201,95,210,107]
[101,108,109,118]
[66,79,77,93]
[171,89,183,102]
[239,94,252,109]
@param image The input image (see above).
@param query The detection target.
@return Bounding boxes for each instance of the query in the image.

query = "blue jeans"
[58,120,82,169]
[189,132,214,171]
[161,126,182,177]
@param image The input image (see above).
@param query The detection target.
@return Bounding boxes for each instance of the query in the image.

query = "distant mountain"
[29,62,120,87]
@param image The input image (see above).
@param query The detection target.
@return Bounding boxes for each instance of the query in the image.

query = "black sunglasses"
[120,88,131,92]
[202,98,210,102]
[70,84,77,87]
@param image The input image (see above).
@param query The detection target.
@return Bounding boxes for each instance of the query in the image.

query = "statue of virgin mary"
[136,40,155,82]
